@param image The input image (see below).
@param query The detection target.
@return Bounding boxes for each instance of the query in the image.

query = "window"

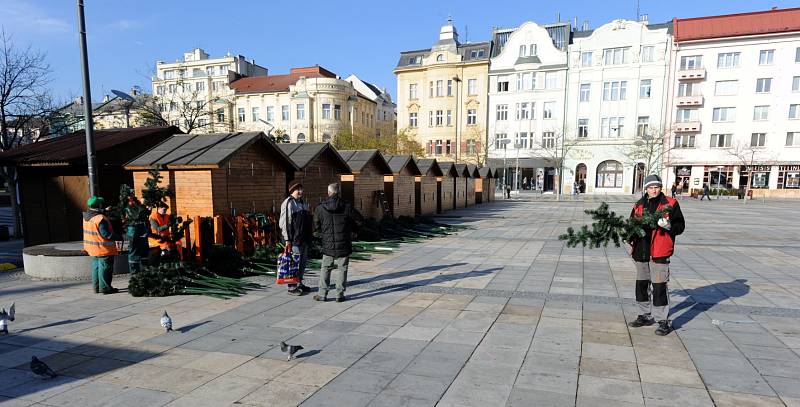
[640,79,652,99]
[602,81,627,101]
[435,80,443,97]
[296,133,306,143]
[429,81,434,98]
[466,139,477,154]
[710,134,732,148]
[751,133,766,147]
[545,72,558,89]
[543,102,554,119]
[756,78,772,93]
[435,139,443,155]
[603,47,629,65]
[542,132,556,149]
[183,83,192,92]
[409,112,418,128]
[496,104,508,121]
[169,102,177,112]
[409,83,418,99]
[529,102,536,119]
[519,44,527,57]
[435,110,443,126]
[494,134,508,149]
[578,119,589,138]
[712,107,736,122]
[753,105,769,121]
[522,73,532,90]
[797,47,800,63]
[197,118,208,127]
[790,104,800,120]
[447,80,453,97]
[581,52,593,67]
[266,106,274,121]
[715,80,738,96]
[156,85,165,95]
[296,104,305,120]
[238,108,246,123]
[468,79,477,95]
[218,65,228,75]
[196,82,205,91]
[637,116,650,137]
[717,52,740,68]
[212,81,224,91]
[497,77,509,92]
[680,55,703,70]
[408,56,421,65]
[322,104,331,119]
[528,44,537,56]
[446,110,452,126]
[516,103,530,120]
[794,76,800,92]
[467,109,477,125]
[579,84,590,102]
[515,132,529,149]
[470,49,485,59]
[759,49,774,65]
[596,160,623,188]
[251,107,260,122]
[788,132,800,146]
[445,140,452,155]
[281,105,289,121]
[196,101,203,110]
[206,66,214,76]
[678,83,694,97]
[428,111,433,127]
[641,46,654,62]
[601,117,625,138]
[216,109,225,123]
[168,84,177,93]
[164,70,175,79]
[436,54,444,62]
[334,105,341,120]
[674,134,696,148]
[676,109,697,123]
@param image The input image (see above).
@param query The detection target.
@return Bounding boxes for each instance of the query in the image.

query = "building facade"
[346,75,397,137]
[564,19,672,195]
[151,48,268,133]
[665,8,800,197]
[394,19,491,164]
[229,66,384,143]
[487,22,571,192]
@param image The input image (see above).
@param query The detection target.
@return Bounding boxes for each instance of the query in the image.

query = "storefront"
[777,165,800,189]
[674,166,692,193]
[739,165,772,189]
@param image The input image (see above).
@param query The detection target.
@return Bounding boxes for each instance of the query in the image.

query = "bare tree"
[0,29,54,238]
[133,86,214,134]
[727,141,777,205]
[462,124,486,166]
[530,127,583,198]
[618,125,675,178]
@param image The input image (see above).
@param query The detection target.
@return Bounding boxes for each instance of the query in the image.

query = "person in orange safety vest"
[148,202,172,266]
[82,196,121,294]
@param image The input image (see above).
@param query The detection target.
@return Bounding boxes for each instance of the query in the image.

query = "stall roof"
[337,149,392,174]
[276,142,350,173]
[125,132,298,170]
[415,159,444,177]
[0,126,180,166]
[382,154,422,176]
[437,161,460,177]
[478,166,493,178]
[454,164,473,178]
[467,164,481,178]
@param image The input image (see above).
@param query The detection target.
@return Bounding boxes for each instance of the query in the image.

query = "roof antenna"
[465,25,469,43]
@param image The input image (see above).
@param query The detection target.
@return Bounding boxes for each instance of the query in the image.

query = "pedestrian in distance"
[82,196,121,295]
[505,184,511,199]
[313,183,364,303]
[700,183,711,201]
[279,180,313,296]
[122,194,149,274]
[627,175,685,335]
[671,183,678,199]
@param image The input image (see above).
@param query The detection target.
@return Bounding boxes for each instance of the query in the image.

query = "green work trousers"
[319,255,349,298]
[92,256,114,293]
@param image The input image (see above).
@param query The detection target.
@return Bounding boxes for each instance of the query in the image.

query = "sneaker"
[313,294,327,302]
[298,284,311,293]
[101,287,119,295]
[655,320,672,336]
[336,295,346,303]
[628,314,655,328]
[287,288,302,296]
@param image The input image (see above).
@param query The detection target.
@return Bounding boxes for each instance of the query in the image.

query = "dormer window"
[407,56,422,65]
[519,45,527,57]
[529,44,537,56]
[470,49,484,59]
[436,54,445,62]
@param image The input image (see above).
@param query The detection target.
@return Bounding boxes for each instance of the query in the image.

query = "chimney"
[574,17,578,29]
[102,95,109,103]
[556,12,561,22]
[74,96,83,105]
[582,20,590,31]
[640,14,649,24]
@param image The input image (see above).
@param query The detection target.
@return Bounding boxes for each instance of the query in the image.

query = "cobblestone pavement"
[0,196,799,406]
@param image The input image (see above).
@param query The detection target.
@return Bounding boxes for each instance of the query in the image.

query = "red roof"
[230,65,337,94]
[674,7,800,42]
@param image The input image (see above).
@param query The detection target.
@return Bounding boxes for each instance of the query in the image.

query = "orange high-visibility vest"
[148,212,171,249]
[83,214,118,257]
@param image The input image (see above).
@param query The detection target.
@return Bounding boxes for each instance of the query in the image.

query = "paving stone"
[366,393,436,407]
[383,373,452,400]
[506,388,576,407]
[641,383,714,407]
[582,342,636,362]
[239,381,318,407]
[579,357,639,381]
[272,362,344,386]
[325,368,397,394]
[182,351,252,374]
[698,369,776,396]
[300,387,376,407]
[101,387,177,407]
[708,390,786,407]
[352,351,416,374]
[577,375,644,404]
[182,374,263,403]
[637,363,704,388]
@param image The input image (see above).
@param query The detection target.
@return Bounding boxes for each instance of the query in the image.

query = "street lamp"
[111,89,135,128]
[452,76,462,162]
[716,165,724,200]
[513,143,522,194]
[258,119,275,140]
[499,138,511,194]
[77,0,99,196]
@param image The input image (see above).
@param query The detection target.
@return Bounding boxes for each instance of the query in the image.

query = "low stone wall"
[750,189,800,199]
[23,242,128,280]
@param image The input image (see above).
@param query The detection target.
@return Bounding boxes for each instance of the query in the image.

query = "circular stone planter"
[23,242,129,280]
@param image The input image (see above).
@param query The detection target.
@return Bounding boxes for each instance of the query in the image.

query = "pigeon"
[7,302,14,321]
[0,308,9,335]
[280,341,303,361]
[30,356,57,379]
[160,311,173,332]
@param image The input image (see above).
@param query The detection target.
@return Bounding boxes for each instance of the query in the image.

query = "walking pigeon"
[280,341,303,361]
[160,311,172,332]
[0,308,9,335]
[30,356,57,378]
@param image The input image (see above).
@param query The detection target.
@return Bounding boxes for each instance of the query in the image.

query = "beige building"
[346,74,397,137]
[151,48,267,133]
[394,18,491,164]
[229,66,384,143]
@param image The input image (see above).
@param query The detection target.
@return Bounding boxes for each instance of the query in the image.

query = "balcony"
[674,121,701,133]
[677,68,706,80]
[676,95,704,107]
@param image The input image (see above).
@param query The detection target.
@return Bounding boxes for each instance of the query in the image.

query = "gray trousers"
[319,255,349,298]
[634,261,670,321]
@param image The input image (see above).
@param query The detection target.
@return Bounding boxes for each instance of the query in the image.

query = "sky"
[2,0,797,104]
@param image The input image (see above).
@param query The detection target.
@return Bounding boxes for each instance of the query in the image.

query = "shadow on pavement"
[14,317,95,335]
[347,266,502,301]
[671,279,750,329]
[348,263,468,287]
[178,320,212,333]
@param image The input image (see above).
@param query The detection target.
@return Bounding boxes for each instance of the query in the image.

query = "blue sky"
[2,0,797,104]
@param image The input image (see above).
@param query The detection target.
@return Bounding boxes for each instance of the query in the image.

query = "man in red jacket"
[628,175,685,335]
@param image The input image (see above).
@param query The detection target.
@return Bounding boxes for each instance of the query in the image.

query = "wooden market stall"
[337,149,393,220]
[382,154,421,218]
[414,159,443,216]
[466,164,480,206]
[437,161,459,212]
[477,166,493,204]
[276,142,350,210]
[453,164,472,209]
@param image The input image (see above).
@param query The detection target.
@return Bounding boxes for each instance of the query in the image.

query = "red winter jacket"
[630,193,685,261]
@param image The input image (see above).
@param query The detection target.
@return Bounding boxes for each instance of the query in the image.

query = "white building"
[564,18,673,195]
[665,8,800,197]
[345,74,397,137]
[487,22,571,192]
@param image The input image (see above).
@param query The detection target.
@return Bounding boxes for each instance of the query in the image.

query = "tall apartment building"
[564,18,672,195]
[229,66,385,143]
[394,18,492,164]
[665,8,800,197]
[346,75,397,137]
[486,22,571,192]
[151,48,267,133]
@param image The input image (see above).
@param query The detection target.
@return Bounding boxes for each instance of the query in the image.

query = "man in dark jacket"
[628,175,685,335]
[313,183,364,302]
[700,183,711,201]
